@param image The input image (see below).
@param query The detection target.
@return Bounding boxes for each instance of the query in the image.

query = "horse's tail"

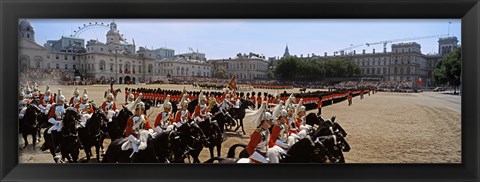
[227,143,247,158]
[203,157,225,163]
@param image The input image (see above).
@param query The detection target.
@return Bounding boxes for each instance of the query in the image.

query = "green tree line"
[433,46,461,94]
[273,56,360,80]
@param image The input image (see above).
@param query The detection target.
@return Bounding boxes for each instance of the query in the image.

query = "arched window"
[394,67,397,74]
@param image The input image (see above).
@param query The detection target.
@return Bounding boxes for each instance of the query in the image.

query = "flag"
[228,75,236,91]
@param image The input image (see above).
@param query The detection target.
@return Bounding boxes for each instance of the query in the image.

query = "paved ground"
[19,84,461,163]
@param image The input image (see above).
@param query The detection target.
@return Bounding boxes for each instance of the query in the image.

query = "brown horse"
[104,89,122,101]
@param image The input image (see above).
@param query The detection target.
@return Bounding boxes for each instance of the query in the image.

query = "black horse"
[197,108,227,159]
[105,106,133,141]
[308,114,348,139]
[77,105,108,162]
[58,108,82,163]
[228,98,255,135]
[102,120,206,163]
[315,134,351,163]
[204,136,334,163]
[19,104,42,150]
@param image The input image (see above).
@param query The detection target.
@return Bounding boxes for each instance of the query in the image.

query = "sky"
[27,19,461,59]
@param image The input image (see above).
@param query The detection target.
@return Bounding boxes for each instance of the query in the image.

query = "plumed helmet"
[57,88,65,103]
[73,86,80,95]
[82,88,88,100]
[26,86,32,93]
[106,93,114,99]
[280,109,288,117]
[128,94,135,100]
[200,95,207,101]
[263,111,273,121]
[298,106,306,113]
[163,101,172,109]
[135,101,145,111]
[181,100,189,107]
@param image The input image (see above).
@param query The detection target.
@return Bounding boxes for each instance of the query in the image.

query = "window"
[110,64,113,72]
[47,63,50,69]
[56,64,59,69]
[73,65,76,70]
[65,64,68,70]
[65,55,67,60]
[27,34,30,38]
[73,56,76,60]
[56,55,59,59]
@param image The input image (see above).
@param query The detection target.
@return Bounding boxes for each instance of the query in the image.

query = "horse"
[229,98,255,135]
[308,114,348,139]
[197,107,228,159]
[204,136,333,163]
[19,104,42,150]
[105,106,133,141]
[77,105,108,162]
[104,88,122,101]
[60,108,82,162]
[102,120,206,163]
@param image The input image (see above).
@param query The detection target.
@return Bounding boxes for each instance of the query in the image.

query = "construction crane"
[365,34,449,53]
[334,43,365,56]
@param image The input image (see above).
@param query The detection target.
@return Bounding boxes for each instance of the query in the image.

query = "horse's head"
[240,98,254,110]
[27,104,42,116]
[89,107,107,130]
[316,134,350,163]
[306,113,321,126]
[63,107,81,135]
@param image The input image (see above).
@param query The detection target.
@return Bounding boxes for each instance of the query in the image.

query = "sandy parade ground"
[19,84,461,163]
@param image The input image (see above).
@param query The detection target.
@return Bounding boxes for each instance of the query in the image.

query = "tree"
[433,47,461,94]
[273,56,359,80]
[213,66,228,79]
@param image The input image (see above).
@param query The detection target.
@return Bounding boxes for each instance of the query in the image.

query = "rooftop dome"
[19,20,33,31]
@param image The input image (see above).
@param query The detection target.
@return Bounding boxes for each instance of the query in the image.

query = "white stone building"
[210,52,270,80]
[19,20,158,84]
[157,57,212,77]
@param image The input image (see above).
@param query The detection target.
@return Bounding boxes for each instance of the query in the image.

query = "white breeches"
[39,104,52,115]
[154,125,174,134]
[266,146,286,163]
[250,151,269,163]
[48,118,63,133]
[19,107,27,119]
[275,139,290,149]
[79,114,92,128]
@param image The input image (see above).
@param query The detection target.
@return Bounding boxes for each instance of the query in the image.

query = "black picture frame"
[1,0,479,182]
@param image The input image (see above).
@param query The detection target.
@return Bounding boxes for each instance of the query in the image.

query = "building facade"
[210,52,270,80]
[157,57,212,77]
[19,20,158,84]
[347,38,458,86]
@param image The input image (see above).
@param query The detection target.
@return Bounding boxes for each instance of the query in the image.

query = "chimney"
[324,52,327,57]
[353,50,356,55]
[307,54,310,58]
[383,47,387,53]
[300,54,303,58]
[362,49,366,55]
[373,49,375,54]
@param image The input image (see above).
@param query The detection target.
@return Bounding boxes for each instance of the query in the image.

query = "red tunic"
[246,128,269,156]
[154,112,173,128]
[317,99,322,108]
[269,124,287,148]
[39,94,54,106]
[174,110,192,123]
[125,115,151,138]
[101,101,117,111]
